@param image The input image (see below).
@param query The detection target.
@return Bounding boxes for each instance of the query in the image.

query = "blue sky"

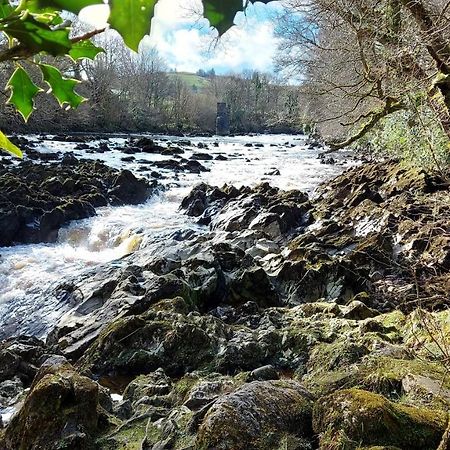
[79,0,283,74]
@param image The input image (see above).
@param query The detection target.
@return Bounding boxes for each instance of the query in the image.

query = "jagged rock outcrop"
[0,156,157,246]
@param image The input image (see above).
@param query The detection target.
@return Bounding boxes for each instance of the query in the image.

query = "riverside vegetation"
[0,0,450,449]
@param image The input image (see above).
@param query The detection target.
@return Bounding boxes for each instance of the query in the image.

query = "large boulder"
[196,380,314,450]
[2,356,101,450]
[313,388,447,450]
[181,182,311,234]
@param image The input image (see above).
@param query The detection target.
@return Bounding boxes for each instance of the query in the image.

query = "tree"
[0,0,275,156]
[276,0,450,149]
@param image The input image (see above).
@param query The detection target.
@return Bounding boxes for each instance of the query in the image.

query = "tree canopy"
[0,0,274,156]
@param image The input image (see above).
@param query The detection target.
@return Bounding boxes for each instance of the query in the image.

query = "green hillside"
[167,72,211,91]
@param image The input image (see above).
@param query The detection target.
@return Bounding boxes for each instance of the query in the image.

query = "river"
[0,133,353,339]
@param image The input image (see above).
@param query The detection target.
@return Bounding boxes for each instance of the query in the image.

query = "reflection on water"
[0,134,352,338]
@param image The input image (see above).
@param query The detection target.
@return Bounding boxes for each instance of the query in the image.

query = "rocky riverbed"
[0,134,449,450]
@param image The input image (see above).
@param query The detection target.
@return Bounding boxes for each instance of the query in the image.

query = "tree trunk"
[329,98,404,150]
[437,414,450,450]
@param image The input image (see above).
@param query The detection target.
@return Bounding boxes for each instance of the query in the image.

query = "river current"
[0,134,352,339]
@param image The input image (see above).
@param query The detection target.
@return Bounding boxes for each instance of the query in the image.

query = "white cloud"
[79,4,110,28]
[79,0,280,74]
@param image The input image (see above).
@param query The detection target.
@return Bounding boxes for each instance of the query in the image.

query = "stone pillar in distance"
[216,102,230,136]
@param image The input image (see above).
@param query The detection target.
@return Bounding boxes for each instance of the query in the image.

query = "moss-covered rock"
[196,380,314,450]
[77,306,226,377]
[359,356,450,409]
[2,356,102,450]
[313,388,447,450]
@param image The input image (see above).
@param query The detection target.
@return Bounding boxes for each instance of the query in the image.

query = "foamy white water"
[0,134,352,338]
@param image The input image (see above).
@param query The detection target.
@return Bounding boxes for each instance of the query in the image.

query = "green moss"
[313,388,447,450]
[361,356,450,395]
[172,374,199,402]
[376,310,406,330]
[303,368,359,397]
[4,362,99,450]
[96,417,150,450]
[307,339,369,374]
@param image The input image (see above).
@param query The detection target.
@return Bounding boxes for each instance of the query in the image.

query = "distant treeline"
[0,31,305,136]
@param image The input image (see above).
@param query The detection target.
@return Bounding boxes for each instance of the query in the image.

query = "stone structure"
[216,102,230,135]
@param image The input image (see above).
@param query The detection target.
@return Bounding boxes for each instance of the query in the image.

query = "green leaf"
[5,15,72,56]
[202,0,244,35]
[0,131,22,158]
[109,0,157,51]
[39,64,85,108]
[0,0,13,19]
[6,66,42,121]
[37,0,101,14]
[69,40,104,60]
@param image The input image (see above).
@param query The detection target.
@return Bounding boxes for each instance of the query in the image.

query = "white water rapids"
[0,134,353,338]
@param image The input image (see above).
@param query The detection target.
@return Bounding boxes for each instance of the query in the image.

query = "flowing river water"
[0,134,353,339]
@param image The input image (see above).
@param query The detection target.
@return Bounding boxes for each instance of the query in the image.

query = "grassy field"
[167,72,211,91]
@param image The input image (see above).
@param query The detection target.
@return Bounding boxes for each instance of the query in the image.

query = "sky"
[79,0,283,75]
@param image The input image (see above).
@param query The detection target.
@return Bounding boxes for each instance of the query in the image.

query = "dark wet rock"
[0,159,156,246]
[108,169,151,205]
[75,143,91,150]
[25,148,61,161]
[133,137,164,154]
[313,389,447,450]
[196,380,314,450]
[161,146,184,155]
[153,158,209,173]
[320,156,335,164]
[190,152,213,161]
[265,167,280,175]
[76,305,224,377]
[97,142,109,153]
[0,336,47,385]
[185,159,209,173]
[181,182,311,235]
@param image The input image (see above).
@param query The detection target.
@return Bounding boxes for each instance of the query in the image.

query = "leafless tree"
[276,0,450,148]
